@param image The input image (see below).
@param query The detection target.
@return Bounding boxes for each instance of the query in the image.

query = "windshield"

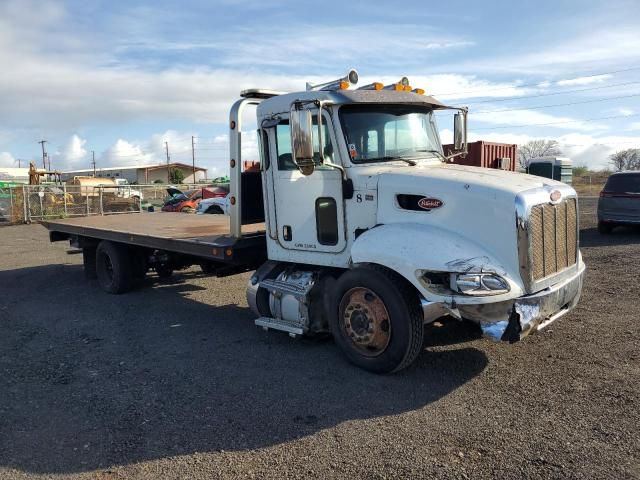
[340,104,442,164]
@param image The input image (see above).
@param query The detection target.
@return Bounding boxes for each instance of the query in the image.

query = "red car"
[161,187,202,213]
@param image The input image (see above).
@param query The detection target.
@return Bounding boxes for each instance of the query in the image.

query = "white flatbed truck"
[43,71,585,373]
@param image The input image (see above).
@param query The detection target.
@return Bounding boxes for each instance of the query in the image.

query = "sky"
[1,0,640,176]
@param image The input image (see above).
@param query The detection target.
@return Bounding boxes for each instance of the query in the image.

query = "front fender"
[350,223,523,303]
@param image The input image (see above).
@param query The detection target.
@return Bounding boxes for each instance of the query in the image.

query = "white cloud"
[57,134,88,170]
[617,108,635,117]
[412,74,531,100]
[101,139,153,168]
[449,28,640,76]
[556,74,612,86]
[0,152,16,168]
[471,108,607,132]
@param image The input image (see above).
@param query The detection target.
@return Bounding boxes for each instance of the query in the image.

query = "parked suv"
[598,172,640,233]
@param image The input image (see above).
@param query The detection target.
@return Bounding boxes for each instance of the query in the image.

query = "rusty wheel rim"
[339,287,391,357]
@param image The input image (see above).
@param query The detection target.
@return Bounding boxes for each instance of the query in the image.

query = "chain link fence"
[572,175,607,197]
[0,183,224,224]
[0,185,24,225]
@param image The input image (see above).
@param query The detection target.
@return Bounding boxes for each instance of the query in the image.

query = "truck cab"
[235,72,585,372]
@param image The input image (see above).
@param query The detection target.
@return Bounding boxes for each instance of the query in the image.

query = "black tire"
[598,221,614,234]
[155,264,173,278]
[206,205,223,214]
[200,262,217,274]
[329,266,423,374]
[82,247,97,280]
[95,241,133,294]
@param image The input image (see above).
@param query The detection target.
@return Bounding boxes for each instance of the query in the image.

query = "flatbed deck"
[42,212,266,263]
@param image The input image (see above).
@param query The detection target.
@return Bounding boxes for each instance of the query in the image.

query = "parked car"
[161,187,202,213]
[597,171,640,233]
[196,194,230,215]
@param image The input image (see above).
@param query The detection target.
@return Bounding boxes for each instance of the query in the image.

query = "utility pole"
[164,141,170,183]
[38,140,48,170]
[191,136,196,183]
[91,151,96,176]
[17,159,21,168]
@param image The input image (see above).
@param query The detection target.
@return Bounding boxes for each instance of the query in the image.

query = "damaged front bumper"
[458,263,586,342]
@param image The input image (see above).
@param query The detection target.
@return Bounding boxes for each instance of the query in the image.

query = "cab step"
[255,316,304,337]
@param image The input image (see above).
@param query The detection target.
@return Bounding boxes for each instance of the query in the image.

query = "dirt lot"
[0,198,638,479]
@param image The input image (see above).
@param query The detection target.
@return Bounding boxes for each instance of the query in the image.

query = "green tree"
[572,165,590,176]
[169,168,185,184]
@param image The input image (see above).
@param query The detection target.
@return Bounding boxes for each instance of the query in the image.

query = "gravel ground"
[0,197,638,480]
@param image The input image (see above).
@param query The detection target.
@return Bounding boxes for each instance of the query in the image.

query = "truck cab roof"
[256,89,452,118]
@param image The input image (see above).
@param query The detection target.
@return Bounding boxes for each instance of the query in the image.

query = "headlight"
[451,273,510,296]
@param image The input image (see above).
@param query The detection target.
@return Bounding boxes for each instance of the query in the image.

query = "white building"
[61,163,208,184]
[0,167,30,184]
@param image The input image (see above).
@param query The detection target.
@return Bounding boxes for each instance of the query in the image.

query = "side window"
[315,197,338,245]
[275,121,294,170]
[259,128,270,170]
[313,116,334,167]
[274,115,334,171]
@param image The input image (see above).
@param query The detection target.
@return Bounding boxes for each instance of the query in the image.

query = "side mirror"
[290,104,315,175]
[453,112,466,151]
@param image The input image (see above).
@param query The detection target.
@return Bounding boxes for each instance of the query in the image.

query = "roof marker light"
[383,77,411,91]
[412,88,425,95]
[358,82,384,90]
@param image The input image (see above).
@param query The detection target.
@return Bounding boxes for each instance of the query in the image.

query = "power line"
[463,80,640,105]
[433,65,640,97]
[472,112,640,130]
[473,93,640,114]
[556,140,640,147]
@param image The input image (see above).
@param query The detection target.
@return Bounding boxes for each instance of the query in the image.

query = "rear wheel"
[95,241,133,294]
[598,221,614,234]
[329,266,423,373]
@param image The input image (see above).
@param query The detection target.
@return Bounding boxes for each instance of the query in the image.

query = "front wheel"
[329,266,424,374]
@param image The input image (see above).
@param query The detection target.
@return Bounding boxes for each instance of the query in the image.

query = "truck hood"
[360,162,564,194]
[366,163,573,280]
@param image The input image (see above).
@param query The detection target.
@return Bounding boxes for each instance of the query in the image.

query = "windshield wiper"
[412,149,448,162]
[372,156,417,166]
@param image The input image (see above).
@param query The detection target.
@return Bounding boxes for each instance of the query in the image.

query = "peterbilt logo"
[418,197,444,210]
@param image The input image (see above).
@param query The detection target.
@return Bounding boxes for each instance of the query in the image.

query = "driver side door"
[268,113,346,254]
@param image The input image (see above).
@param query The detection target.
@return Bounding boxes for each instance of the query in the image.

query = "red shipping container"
[443,141,517,171]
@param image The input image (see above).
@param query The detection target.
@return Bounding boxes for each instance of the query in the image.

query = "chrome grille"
[529,198,578,281]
